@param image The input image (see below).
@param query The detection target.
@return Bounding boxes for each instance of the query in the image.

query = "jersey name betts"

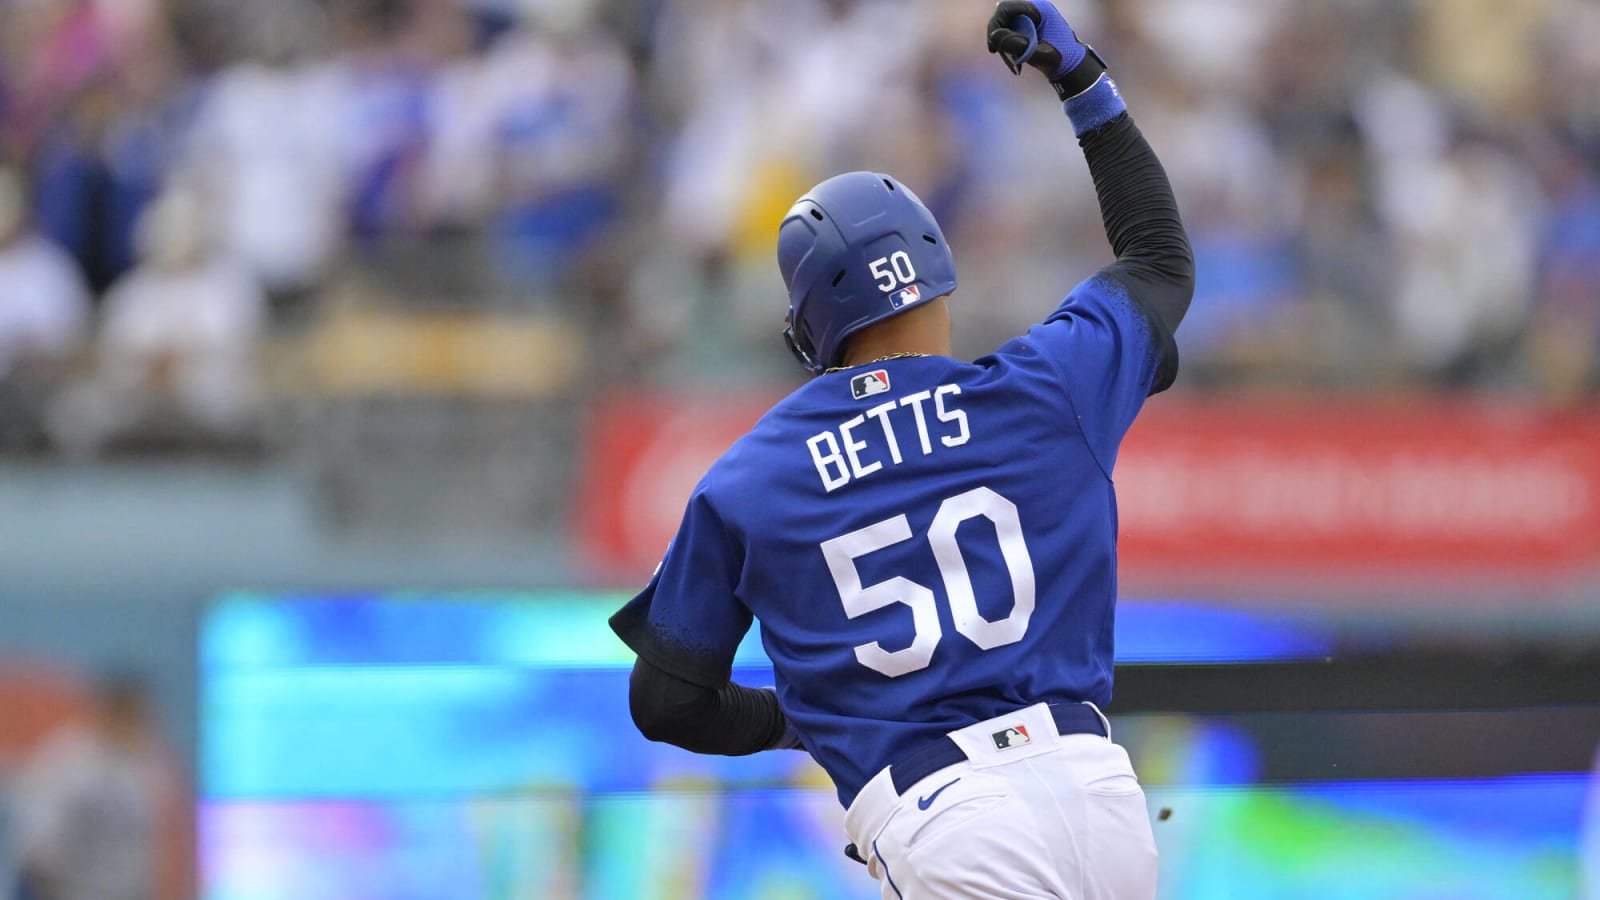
[806,385,970,492]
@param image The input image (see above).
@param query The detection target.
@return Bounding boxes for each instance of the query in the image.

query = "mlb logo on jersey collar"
[992,725,1031,751]
[851,369,891,400]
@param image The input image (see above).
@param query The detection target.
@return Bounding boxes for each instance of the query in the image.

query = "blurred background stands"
[0,0,1592,471]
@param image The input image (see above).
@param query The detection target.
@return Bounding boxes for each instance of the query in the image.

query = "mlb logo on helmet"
[890,284,922,310]
[850,369,891,401]
[991,725,1031,751]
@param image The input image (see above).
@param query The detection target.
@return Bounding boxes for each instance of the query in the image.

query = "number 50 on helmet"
[778,172,959,374]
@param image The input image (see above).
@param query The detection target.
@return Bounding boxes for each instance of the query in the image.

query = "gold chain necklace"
[825,352,926,374]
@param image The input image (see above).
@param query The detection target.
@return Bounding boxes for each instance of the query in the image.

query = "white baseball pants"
[843,703,1158,899]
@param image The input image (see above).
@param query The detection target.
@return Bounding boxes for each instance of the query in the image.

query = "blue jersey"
[611,272,1171,807]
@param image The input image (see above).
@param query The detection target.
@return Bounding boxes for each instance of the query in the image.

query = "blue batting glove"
[986,0,1124,134]
[986,0,1087,82]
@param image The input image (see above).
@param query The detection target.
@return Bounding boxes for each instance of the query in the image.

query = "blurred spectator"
[1384,139,1544,386]
[1537,1,1600,160]
[0,166,91,453]
[460,4,637,293]
[179,0,348,305]
[12,673,184,900]
[334,0,457,243]
[51,184,266,456]
[0,1,119,155]
[1526,137,1600,399]
[10,0,182,295]
[1292,139,1396,383]
[27,76,149,295]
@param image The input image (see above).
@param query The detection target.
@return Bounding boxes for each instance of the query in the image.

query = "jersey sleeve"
[1013,271,1177,474]
[609,484,752,688]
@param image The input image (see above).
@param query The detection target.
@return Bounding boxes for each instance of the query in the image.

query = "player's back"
[706,310,1140,806]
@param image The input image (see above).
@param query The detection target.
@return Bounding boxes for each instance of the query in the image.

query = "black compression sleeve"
[1079,112,1195,390]
[628,657,795,756]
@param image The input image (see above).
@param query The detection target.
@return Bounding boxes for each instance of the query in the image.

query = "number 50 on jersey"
[820,487,1036,678]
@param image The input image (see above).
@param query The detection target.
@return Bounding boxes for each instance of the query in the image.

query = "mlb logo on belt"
[851,369,891,400]
[890,284,922,309]
[991,725,1031,751]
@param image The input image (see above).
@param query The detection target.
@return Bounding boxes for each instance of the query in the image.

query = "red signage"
[575,393,1600,594]
[575,393,778,576]
[1115,399,1600,590]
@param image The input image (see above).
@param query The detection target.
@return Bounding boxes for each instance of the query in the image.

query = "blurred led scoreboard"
[200,592,1591,899]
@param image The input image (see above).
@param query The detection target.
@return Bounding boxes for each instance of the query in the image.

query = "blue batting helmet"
[778,172,957,373]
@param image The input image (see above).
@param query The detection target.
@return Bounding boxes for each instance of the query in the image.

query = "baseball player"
[612,2,1193,897]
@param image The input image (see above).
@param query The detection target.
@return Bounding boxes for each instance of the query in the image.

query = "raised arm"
[989,1,1195,389]
[1078,113,1194,337]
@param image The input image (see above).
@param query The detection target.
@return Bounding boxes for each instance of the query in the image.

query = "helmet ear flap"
[784,313,822,373]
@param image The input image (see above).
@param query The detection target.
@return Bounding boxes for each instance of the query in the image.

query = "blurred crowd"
[0,669,189,900]
[1,0,1598,456]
